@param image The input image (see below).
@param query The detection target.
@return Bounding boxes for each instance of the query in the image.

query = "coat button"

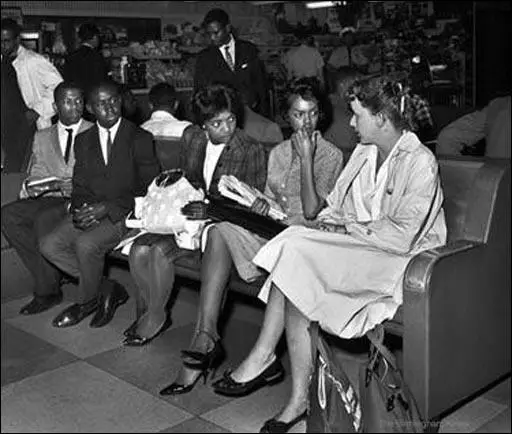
[366,228,372,235]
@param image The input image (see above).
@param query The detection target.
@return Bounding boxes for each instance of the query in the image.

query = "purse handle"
[365,324,399,371]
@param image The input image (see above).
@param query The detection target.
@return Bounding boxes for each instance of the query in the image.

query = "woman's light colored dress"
[253,131,447,339]
[214,133,344,282]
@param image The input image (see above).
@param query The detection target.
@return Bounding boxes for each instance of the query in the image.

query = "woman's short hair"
[191,83,245,128]
[286,77,330,131]
[346,75,414,131]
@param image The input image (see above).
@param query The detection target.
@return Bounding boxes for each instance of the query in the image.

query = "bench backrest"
[438,156,510,244]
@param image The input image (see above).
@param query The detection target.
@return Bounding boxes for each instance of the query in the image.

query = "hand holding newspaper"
[218,175,287,221]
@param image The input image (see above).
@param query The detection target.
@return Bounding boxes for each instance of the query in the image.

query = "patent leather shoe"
[52,298,99,328]
[159,369,209,396]
[123,314,172,347]
[212,358,285,397]
[259,410,308,433]
[19,292,63,315]
[90,281,129,328]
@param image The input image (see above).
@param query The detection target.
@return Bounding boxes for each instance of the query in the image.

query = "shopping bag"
[307,321,363,433]
[360,324,425,433]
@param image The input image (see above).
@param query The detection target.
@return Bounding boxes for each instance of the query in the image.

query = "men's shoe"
[19,293,63,315]
[89,281,129,328]
[52,298,99,328]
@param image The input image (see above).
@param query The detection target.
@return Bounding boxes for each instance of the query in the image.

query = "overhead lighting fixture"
[305,1,344,9]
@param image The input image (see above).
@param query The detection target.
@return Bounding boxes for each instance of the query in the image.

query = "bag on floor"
[360,324,425,433]
[307,321,363,433]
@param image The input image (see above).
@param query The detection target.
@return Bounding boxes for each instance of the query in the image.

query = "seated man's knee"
[39,231,59,261]
[75,233,104,260]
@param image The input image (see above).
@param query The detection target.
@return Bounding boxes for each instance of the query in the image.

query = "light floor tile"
[5,291,199,359]
[1,361,192,433]
[473,408,511,433]
[482,377,511,406]
[440,397,508,433]
[1,322,77,387]
[1,297,32,321]
[159,417,231,433]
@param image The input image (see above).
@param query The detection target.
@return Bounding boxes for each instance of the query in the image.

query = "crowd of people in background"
[0,6,510,434]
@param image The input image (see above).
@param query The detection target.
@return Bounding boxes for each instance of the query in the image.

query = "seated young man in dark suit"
[39,81,161,329]
[1,81,93,315]
[194,8,270,117]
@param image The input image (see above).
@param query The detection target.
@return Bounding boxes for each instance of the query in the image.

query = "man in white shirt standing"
[1,82,93,315]
[141,83,191,138]
[1,18,63,130]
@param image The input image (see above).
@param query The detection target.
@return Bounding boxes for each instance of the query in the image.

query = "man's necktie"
[64,128,73,164]
[224,46,235,71]
[106,129,113,164]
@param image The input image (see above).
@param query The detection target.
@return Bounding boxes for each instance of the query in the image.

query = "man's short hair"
[202,8,230,28]
[148,82,177,108]
[87,80,120,102]
[78,23,100,43]
[1,18,22,38]
[54,81,83,102]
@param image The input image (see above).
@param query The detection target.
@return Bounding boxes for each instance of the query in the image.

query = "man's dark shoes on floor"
[19,292,63,315]
[52,298,99,328]
[90,281,129,328]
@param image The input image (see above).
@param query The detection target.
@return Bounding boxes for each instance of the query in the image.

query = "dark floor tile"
[159,417,231,433]
[87,317,264,416]
[1,321,78,386]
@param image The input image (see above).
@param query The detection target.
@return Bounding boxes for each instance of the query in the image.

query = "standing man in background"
[64,23,109,107]
[195,8,270,117]
[1,18,63,130]
[283,33,325,89]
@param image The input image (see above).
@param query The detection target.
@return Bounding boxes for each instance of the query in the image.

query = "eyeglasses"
[155,169,184,188]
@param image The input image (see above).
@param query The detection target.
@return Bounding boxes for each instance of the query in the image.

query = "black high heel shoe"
[159,330,225,396]
[123,319,139,338]
[181,330,225,372]
[122,314,172,347]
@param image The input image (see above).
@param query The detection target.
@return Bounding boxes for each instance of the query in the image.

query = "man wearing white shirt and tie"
[39,81,161,329]
[194,8,269,117]
[1,82,93,315]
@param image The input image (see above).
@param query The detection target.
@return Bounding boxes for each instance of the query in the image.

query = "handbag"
[307,321,363,433]
[360,324,425,433]
[137,169,205,234]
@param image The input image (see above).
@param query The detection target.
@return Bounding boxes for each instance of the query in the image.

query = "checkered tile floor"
[2,278,510,433]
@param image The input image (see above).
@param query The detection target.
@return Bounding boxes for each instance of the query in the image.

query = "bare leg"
[229,283,286,383]
[270,299,311,424]
[175,227,233,386]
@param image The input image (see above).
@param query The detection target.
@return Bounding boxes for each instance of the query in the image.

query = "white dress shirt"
[12,45,63,130]
[219,36,236,68]
[97,119,122,164]
[57,119,83,159]
[203,140,226,191]
[141,111,191,138]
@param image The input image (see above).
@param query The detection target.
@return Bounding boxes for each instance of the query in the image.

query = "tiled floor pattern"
[1,283,510,433]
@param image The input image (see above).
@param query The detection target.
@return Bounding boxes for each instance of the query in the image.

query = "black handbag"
[206,196,287,240]
[307,322,363,433]
[360,324,425,433]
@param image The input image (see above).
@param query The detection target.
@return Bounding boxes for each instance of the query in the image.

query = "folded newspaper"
[218,175,287,221]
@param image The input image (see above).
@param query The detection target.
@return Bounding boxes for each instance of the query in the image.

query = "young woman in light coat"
[212,75,447,434]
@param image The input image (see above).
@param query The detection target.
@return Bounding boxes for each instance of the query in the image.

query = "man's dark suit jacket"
[178,125,268,196]
[71,119,161,223]
[64,45,109,97]
[194,39,269,116]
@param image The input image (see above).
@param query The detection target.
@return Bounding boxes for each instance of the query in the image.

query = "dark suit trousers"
[39,215,127,303]
[1,197,68,297]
